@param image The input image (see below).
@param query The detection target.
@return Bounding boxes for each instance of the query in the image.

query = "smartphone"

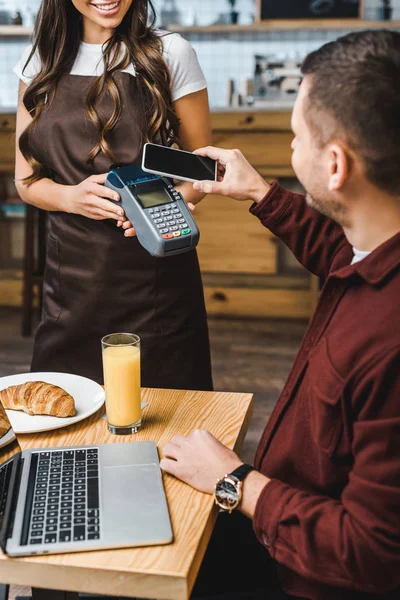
[142,143,217,183]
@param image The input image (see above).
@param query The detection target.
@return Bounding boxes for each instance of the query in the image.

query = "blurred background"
[1,0,400,106]
[0,0,399,460]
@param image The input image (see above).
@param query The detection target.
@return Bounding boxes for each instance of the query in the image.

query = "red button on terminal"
[162,233,173,239]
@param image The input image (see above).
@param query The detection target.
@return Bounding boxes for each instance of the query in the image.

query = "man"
[160,30,400,600]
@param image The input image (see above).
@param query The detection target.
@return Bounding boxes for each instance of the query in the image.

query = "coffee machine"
[253,55,302,101]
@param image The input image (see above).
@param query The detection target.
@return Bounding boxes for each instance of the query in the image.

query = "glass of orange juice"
[101,333,141,435]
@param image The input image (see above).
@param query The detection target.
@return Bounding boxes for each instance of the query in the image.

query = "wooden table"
[0,388,253,600]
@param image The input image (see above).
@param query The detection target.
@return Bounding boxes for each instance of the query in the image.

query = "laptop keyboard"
[28,448,100,546]
[0,460,13,520]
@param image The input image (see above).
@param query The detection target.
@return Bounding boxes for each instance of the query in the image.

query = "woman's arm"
[122,88,212,236]
[15,81,71,211]
[173,88,212,205]
[15,81,124,222]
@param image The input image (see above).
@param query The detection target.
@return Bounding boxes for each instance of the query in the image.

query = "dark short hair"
[301,30,400,196]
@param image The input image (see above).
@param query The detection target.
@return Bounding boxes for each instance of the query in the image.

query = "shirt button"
[263,534,270,548]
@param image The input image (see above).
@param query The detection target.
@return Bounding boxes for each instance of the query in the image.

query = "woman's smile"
[89,1,122,17]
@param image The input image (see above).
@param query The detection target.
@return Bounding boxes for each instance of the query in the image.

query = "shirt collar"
[334,231,400,285]
[351,247,371,265]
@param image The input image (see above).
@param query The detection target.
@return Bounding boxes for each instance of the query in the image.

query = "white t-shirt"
[13,31,207,102]
[351,247,371,265]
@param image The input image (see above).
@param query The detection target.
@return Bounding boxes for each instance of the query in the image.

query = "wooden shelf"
[168,19,400,33]
[2,20,399,37]
[0,25,33,36]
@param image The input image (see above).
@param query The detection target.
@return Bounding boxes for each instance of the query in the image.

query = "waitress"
[13,0,213,390]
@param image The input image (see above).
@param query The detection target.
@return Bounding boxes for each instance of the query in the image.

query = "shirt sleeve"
[13,44,41,85]
[13,44,40,85]
[250,182,352,279]
[162,33,207,102]
[253,346,400,594]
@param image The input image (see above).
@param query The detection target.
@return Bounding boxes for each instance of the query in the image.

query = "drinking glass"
[101,333,141,434]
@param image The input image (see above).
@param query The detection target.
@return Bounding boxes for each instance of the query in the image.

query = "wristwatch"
[214,463,255,513]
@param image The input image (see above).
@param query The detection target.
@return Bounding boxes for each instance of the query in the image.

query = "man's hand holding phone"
[122,143,269,237]
[192,146,271,204]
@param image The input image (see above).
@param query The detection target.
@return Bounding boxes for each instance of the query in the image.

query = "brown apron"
[28,72,213,389]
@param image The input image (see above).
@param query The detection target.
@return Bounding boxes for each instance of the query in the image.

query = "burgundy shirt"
[250,183,400,600]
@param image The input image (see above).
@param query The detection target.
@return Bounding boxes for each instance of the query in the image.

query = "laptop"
[0,400,173,557]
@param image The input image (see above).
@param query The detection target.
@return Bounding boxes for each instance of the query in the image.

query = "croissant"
[0,381,76,418]
[0,402,11,438]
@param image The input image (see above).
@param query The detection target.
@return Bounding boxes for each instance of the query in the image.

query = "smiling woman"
[87,1,123,16]
[74,0,135,31]
[12,0,214,390]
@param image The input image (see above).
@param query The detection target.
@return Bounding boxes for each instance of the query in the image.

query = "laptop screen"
[0,399,21,551]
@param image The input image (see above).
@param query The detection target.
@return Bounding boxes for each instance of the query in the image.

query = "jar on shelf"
[11,10,23,25]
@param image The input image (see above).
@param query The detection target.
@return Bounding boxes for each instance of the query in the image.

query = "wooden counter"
[194,110,317,319]
[198,111,294,280]
[0,113,15,173]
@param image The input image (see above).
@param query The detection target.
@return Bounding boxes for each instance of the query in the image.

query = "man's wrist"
[239,471,271,519]
[249,178,271,204]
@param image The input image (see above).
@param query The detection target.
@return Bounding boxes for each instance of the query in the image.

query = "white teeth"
[92,1,119,11]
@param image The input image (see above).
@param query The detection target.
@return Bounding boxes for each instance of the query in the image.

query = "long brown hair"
[19,0,179,184]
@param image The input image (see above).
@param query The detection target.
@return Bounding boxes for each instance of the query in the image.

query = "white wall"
[1,0,400,107]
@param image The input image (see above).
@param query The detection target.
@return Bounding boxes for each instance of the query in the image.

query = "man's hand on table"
[192,146,271,204]
[160,430,271,518]
[160,429,242,494]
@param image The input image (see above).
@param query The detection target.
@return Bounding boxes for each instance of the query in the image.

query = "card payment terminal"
[105,164,199,258]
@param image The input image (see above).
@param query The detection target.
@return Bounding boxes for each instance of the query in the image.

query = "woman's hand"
[120,202,196,238]
[192,146,271,203]
[64,173,126,222]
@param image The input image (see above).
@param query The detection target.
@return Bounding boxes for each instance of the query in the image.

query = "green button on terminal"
[181,228,191,235]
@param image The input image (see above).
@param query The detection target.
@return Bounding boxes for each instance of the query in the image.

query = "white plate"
[0,428,16,448]
[0,372,105,434]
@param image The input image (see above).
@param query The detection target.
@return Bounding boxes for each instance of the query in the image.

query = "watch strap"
[229,463,254,482]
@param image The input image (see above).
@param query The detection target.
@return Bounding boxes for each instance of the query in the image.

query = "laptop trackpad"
[101,464,170,541]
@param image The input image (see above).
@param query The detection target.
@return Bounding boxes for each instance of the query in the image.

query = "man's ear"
[328,144,349,192]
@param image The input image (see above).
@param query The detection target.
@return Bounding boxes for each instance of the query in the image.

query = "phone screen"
[143,144,216,182]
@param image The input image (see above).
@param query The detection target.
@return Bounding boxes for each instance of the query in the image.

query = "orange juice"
[103,345,141,427]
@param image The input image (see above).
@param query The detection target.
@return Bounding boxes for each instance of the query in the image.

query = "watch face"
[215,479,239,509]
